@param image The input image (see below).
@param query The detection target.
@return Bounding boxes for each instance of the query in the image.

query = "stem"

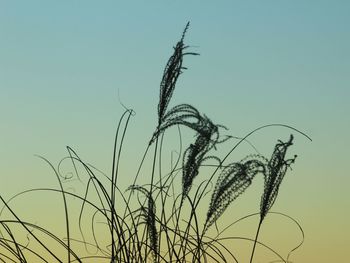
[250,218,263,263]
[111,109,132,262]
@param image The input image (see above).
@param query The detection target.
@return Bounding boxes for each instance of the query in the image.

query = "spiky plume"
[157,22,198,126]
[127,185,158,261]
[181,115,219,201]
[260,135,296,221]
[205,159,265,230]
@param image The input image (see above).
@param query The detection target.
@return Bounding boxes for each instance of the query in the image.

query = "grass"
[0,23,311,263]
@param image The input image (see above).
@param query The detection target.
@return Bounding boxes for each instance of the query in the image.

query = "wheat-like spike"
[205,159,265,230]
[181,136,210,201]
[157,23,199,125]
[127,185,158,261]
[260,135,296,221]
[181,115,223,202]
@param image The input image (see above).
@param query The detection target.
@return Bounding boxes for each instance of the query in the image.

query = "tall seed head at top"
[157,22,198,125]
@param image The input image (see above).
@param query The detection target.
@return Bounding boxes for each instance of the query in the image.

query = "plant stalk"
[250,218,263,263]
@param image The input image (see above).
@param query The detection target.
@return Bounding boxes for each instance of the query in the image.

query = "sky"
[0,1,349,262]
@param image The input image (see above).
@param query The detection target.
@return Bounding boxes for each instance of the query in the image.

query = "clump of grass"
[0,23,311,262]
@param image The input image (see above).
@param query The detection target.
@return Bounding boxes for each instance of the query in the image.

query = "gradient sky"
[0,1,349,262]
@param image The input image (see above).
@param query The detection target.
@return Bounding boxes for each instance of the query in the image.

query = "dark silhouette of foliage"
[260,135,296,221]
[127,185,158,262]
[157,22,198,126]
[250,135,297,263]
[0,23,310,263]
[181,114,223,202]
[206,159,266,230]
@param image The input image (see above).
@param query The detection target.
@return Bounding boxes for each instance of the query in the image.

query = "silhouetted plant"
[205,158,266,231]
[250,135,297,263]
[0,23,310,263]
